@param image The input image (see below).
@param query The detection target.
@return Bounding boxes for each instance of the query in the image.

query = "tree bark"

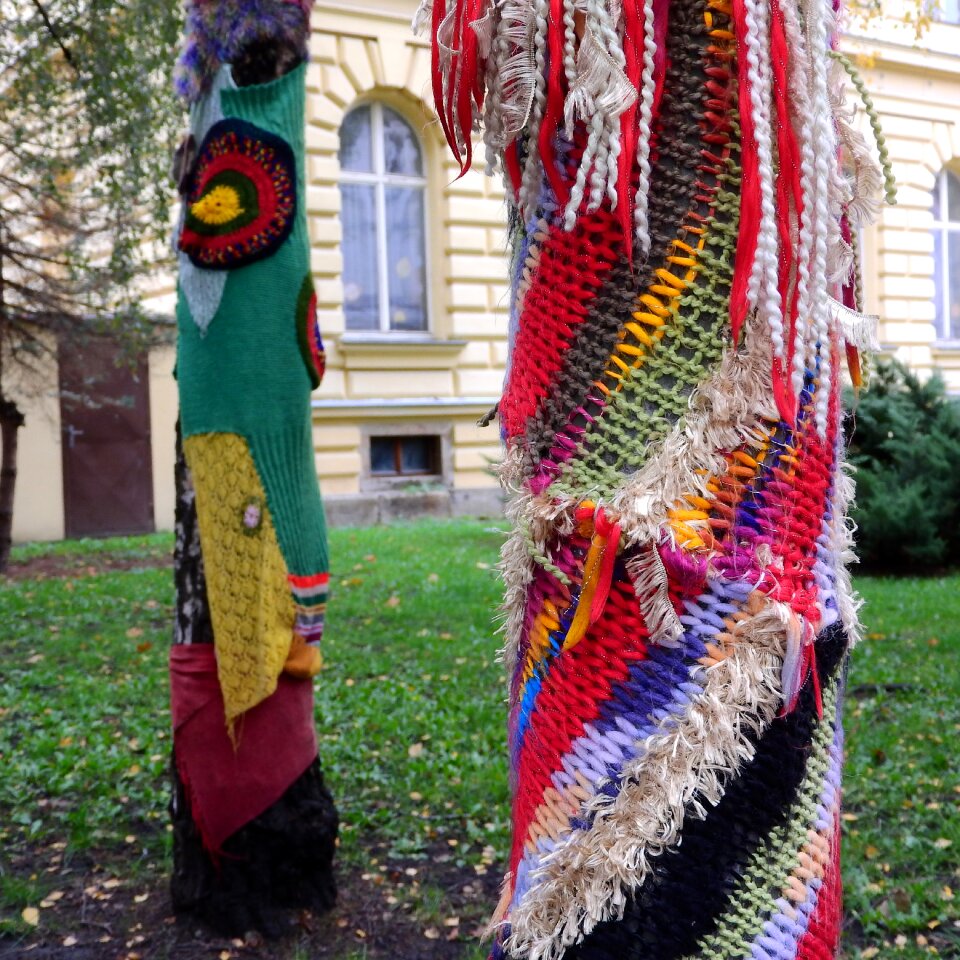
[0,214,22,576]
[169,426,338,936]
[0,397,25,574]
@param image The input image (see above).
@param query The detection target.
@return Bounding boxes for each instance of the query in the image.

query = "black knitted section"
[565,624,848,960]
[523,0,714,469]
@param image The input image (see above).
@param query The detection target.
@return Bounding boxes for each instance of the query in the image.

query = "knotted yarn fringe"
[416,0,892,435]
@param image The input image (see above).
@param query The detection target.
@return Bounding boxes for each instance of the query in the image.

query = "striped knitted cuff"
[289,571,328,640]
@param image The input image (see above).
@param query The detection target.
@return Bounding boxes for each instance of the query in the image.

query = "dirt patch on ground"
[0,837,502,960]
[4,550,171,582]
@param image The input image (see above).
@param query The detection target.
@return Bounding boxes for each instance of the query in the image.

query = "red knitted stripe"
[766,372,839,618]
[509,534,585,709]
[288,571,330,589]
[797,819,843,960]
[508,573,650,873]
[499,208,622,438]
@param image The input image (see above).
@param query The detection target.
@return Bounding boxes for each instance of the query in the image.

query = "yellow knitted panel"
[184,432,295,726]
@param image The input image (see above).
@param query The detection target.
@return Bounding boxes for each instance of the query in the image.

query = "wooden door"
[59,339,155,539]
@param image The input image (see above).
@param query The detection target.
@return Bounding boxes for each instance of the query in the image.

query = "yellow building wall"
[307,0,508,500]
[845,16,960,391]
[9,341,66,543]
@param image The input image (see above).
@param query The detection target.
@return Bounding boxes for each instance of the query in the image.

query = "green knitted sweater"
[176,62,327,578]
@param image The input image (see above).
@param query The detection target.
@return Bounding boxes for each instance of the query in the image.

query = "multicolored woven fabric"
[419,0,892,957]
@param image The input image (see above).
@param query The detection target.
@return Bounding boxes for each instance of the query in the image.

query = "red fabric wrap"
[170,644,318,854]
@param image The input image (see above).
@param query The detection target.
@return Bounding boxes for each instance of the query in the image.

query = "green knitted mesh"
[551,151,741,501]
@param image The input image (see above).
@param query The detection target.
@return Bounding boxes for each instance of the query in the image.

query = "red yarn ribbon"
[771,0,802,424]
[729,0,761,344]
[564,506,621,651]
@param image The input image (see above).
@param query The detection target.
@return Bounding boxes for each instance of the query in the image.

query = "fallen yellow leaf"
[21,906,39,926]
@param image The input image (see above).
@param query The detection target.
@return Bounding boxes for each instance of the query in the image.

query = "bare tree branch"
[28,0,75,69]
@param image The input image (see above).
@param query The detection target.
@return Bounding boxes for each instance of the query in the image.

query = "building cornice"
[312,395,498,417]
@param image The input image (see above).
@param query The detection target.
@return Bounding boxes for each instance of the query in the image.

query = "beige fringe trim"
[501,592,790,960]
[832,298,880,352]
[610,318,778,548]
[830,458,863,646]
[624,542,684,646]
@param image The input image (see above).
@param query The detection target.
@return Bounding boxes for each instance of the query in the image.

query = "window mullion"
[949,233,957,341]
[372,104,391,334]
[376,184,391,333]
[938,226,945,339]
[942,227,950,340]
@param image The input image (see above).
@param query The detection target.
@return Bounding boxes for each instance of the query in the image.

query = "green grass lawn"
[0,520,957,958]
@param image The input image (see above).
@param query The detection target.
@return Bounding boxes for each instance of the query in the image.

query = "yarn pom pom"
[174,0,312,104]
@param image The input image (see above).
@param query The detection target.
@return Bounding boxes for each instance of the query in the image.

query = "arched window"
[932,168,960,341]
[936,0,959,24]
[338,103,428,333]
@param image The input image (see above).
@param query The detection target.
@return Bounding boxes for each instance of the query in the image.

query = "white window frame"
[932,168,960,342]
[936,0,960,25]
[338,102,431,336]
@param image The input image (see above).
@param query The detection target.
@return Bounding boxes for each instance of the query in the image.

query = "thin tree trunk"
[170,425,338,936]
[0,397,25,574]
[0,215,24,575]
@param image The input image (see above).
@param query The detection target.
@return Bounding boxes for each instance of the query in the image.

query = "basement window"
[370,435,441,477]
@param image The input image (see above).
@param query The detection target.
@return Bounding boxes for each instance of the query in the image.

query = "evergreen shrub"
[845,360,960,572]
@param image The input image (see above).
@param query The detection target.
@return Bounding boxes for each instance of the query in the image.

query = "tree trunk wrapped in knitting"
[168,0,337,934]
[419,0,893,957]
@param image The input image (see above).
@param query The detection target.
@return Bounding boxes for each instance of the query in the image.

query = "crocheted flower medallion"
[190,184,245,226]
[240,496,264,536]
[296,275,325,389]
[179,118,296,270]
